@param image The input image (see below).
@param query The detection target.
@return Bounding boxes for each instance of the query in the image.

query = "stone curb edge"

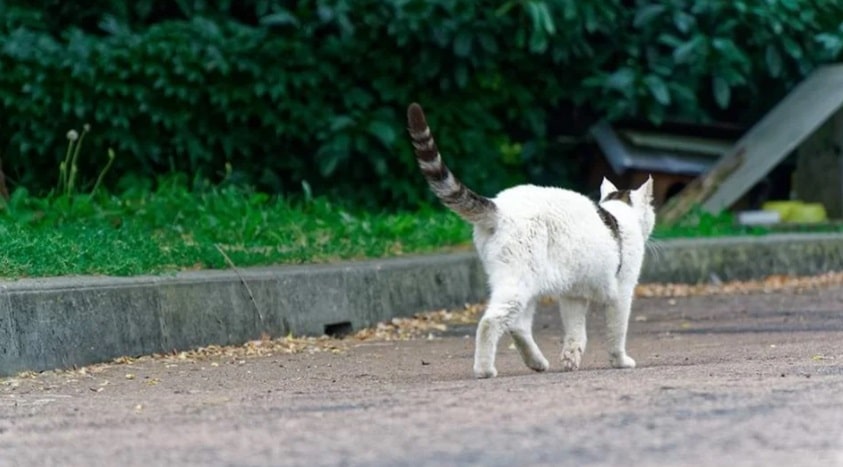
[2,233,842,376]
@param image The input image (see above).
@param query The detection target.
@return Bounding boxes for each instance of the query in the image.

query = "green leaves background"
[0,0,841,208]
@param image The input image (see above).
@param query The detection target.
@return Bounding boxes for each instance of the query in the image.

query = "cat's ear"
[636,175,654,203]
[600,177,618,200]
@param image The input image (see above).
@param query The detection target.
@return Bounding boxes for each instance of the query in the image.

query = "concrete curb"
[1,255,487,377]
[2,233,842,376]
[641,233,843,283]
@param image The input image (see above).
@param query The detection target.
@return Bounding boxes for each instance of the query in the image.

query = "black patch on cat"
[597,206,619,238]
[596,205,623,275]
[603,190,632,205]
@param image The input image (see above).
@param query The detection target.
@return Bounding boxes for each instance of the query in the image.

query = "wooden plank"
[658,148,746,224]
[658,64,843,224]
[591,121,718,176]
[622,130,733,156]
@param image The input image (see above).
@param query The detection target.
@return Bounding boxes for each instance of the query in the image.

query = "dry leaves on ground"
[353,303,486,341]
[636,271,843,298]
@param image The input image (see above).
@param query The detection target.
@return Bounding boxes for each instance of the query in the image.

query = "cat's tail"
[406,103,497,228]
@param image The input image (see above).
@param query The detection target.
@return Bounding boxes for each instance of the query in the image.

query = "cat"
[406,102,655,378]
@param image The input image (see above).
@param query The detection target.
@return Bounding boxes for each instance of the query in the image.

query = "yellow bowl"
[788,203,827,223]
[762,201,800,222]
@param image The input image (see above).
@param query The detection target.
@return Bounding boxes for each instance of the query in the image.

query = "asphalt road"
[2,286,843,467]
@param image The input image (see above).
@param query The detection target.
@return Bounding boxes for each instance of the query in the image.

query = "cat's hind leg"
[605,292,636,369]
[474,292,529,378]
[558,297,588,371]
[509,299,549,373]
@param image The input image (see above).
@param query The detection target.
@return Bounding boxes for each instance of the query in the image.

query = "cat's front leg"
[605,294,636,369]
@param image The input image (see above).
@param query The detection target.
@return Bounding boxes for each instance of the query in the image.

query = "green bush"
[0,1,841,207]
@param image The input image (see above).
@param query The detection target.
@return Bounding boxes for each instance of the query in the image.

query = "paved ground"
[2,286,843,467]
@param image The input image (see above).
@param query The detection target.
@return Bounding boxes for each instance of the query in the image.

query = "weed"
[56,125,117,200]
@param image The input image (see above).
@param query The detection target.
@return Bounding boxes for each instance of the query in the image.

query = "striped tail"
[406,103,497,228]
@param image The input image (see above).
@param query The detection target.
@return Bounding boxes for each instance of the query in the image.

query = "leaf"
[525,1,542,30]
[329,115,355,132]
[815,33,843,57]
[528,28,548,53]
[672,11,695,34]
[523,2,550,52]
[260,11,300,27]
[367,121,397,148]
[583,4,599,33]
[536,2,555,35]
[782,37,803,59]
[477,33,498,53]
[453,31,472,57]
[605,68,636,90]
[780,0,799,12]
[343,88,374,108]
[563,0,576,20]
[720,68,746,86]
[765,44,782,77]
[495,0,518,16]
[316,134,351,177]
[712,37,750,71]
[668,82,698,107]
[712,38,738,58]
[633,4,666,28]
[454,64,469,88]
[712,75,730,108]
[647,104,665,126]
[673,36,701,63]
[99,15,130,36]
[659,33,683,48]
[644,74,671,105]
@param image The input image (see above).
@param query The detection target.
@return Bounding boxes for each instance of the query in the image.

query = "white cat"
[406,103,655,378]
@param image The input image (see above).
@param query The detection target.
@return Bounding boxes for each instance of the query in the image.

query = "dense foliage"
[1,1,841,207]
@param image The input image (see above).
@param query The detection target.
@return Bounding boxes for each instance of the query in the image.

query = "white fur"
[472,177,655,378]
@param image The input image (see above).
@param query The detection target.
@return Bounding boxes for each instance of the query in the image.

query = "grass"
[652,207,843,239]
[652,208,766,239]
[3,177,842,279]
[0,175,473,278]
[3,180,842,278]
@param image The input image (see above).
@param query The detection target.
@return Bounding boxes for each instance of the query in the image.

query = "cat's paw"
[560,346,583,372]
[474,365,498,379]
[610,353,636,369]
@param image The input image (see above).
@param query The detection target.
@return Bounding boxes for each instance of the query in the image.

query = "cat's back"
[479,184,616,286]
[492,184,596,219]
